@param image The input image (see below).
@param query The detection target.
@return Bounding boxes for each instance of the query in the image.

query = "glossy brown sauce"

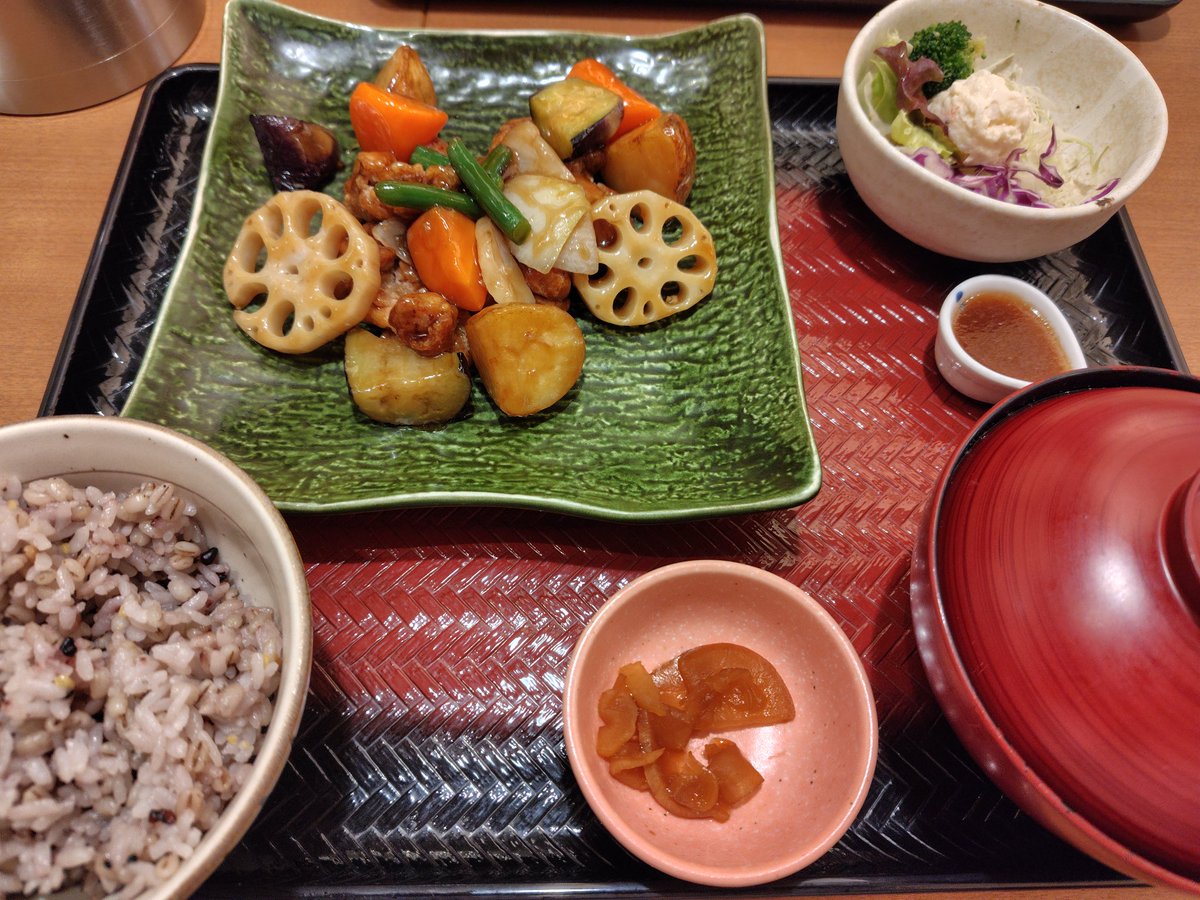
[953,291,1071,381]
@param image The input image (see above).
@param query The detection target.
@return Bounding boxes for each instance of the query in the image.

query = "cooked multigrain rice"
[0,475,283,898]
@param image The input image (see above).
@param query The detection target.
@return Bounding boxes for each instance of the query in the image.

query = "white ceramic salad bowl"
[835,0,1167,262]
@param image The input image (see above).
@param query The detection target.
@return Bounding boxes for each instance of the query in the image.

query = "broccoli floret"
[909,21,978,98]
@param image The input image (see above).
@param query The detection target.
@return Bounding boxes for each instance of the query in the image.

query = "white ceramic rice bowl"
[835,0,1167,262]
[0,415,312,899]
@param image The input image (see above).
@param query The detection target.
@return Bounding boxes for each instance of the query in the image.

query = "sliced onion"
[499,119,573,180]
[502,174,589,274]
[554,213,599,275]
[475,217,534,304]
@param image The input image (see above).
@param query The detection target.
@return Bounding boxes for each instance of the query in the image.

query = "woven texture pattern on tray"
[47,69,1181,894]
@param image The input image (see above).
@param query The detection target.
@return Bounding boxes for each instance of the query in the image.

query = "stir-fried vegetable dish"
[861,20,1118,208]
[222,46,718,425]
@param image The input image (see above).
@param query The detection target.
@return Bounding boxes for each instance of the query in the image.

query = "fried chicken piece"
[388,290,459,357]
[566,154,615,206]
[343,151,461,222]
[374,238,398,272]
[370,218,408,273]
[569,148,606,177]
[365,219,423,330]
[519,263,571,302]
[534,295,571,312]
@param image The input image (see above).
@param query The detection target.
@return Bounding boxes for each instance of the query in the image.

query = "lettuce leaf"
[860,55,900,127]
[889,111,956,159]
[874,41,947,128]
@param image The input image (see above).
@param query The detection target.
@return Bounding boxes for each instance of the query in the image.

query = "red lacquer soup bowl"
[911,366,1200,895]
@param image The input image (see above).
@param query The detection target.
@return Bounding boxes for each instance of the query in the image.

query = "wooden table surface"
[0,1,1193,898]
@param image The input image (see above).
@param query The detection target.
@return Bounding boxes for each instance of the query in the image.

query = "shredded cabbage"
[910,130,1118,208]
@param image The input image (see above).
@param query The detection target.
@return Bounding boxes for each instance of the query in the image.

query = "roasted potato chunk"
[601,113,696,204]
[465,303,585,417]
[344,327,470,425]
[373,45,438,106]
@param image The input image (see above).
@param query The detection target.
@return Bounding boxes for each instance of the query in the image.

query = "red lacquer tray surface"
[46,70,1184,892]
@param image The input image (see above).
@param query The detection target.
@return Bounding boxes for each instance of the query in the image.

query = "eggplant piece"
[249,114,341,192]
[528,77,622,160]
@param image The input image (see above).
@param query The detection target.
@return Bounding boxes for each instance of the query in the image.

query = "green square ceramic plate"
[123,0,820,520]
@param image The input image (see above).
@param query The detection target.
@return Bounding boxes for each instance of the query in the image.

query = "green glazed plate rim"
[123,0,820,521]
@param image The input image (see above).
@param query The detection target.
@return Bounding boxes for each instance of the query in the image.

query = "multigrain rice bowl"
[0,475,284,898]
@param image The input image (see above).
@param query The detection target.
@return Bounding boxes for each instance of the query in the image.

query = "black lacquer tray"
[43,64,1186,896]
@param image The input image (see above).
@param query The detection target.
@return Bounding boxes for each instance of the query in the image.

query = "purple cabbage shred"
[909,127,1120,208]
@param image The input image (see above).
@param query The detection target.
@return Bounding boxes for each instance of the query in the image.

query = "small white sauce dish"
[935,274,1087,405]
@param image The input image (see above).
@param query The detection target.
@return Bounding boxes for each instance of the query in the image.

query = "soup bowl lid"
[926,366,1200,882]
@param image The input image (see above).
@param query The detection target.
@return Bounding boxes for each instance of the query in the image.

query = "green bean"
[446,139,530,244]
[374,181,482,218]
[410,145,451,168]
[481,144,513,181]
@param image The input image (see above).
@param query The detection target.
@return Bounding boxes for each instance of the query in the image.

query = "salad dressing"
[953,291,1071,381]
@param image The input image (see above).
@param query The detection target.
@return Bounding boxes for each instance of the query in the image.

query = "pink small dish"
[562,560,877,888]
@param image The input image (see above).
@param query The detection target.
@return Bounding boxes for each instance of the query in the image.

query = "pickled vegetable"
[671,642,796,732]
[597,676,639,757]
[704,738,765,808]
[619,661,666,716]
[654,749,722,817]
[595,643,793,821]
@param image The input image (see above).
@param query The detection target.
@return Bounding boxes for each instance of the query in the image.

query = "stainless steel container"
[0,0,205,115]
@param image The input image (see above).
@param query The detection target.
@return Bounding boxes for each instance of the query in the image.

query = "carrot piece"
[568,58,661,140]
[407,207,488,312]
[348,82,448,162]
